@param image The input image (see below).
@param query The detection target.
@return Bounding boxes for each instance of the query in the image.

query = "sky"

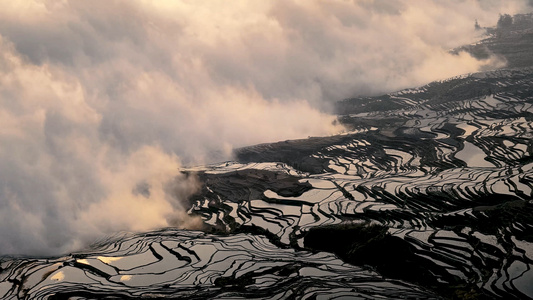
[0,0,531,256]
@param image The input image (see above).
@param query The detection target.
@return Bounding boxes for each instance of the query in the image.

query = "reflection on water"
[0,230,436,299]
[455,141,494,167]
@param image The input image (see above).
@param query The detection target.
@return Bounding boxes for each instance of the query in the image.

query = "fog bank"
[0,0,530,255]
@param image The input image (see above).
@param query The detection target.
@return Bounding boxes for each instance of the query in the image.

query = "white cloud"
[0,0,530,255]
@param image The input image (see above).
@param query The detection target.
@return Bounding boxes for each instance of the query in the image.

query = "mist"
[0,0,531,256]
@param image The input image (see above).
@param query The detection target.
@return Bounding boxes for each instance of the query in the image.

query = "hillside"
[1,13,533,300]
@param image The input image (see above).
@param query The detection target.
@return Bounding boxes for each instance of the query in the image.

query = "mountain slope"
[187,67,533,298]
[2,15,533,300]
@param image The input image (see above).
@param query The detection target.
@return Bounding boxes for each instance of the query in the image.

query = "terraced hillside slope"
[0,69,531,299]
[1,17,533,300]
[186,67,533,299]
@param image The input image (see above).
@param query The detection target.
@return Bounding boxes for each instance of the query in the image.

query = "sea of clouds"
[0,0,530,255]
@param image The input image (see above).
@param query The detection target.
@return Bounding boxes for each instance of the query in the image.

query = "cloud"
[0,0,530,255]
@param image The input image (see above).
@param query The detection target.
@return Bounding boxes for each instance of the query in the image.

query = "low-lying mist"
[0,0,530,255]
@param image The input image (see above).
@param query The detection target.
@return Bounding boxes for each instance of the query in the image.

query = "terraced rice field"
[1,68,532,299]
